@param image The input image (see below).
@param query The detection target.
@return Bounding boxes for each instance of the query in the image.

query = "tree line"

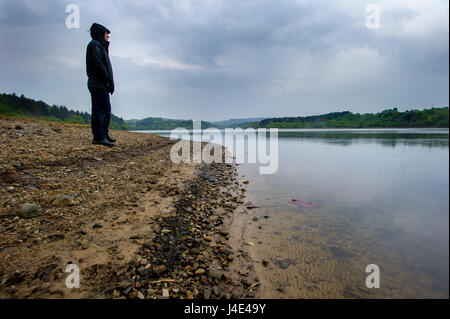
[0,93,129,130]
[243,107,449,128]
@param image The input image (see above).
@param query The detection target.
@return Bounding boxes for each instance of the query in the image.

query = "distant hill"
[241,108,449,129]
[211,118,267,128]
[0,93,130,130]
[125,117,214,130]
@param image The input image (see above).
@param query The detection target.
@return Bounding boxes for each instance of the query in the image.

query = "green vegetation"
[243,108,449,129]
[0,93,130,130]
[126,117,213,130]
[211,118,267,128]
[2,92,447,130]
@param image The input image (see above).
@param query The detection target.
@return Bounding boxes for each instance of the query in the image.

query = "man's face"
[104,32,110,42]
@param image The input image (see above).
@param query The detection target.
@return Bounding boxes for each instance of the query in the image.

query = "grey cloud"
[0,0,448,121]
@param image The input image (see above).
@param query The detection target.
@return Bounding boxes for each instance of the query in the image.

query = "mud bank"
[0,117,259,299]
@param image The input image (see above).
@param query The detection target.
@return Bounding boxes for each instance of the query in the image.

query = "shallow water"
[145,128,449,298]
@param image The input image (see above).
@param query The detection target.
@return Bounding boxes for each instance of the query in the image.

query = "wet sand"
[229,167,449,299]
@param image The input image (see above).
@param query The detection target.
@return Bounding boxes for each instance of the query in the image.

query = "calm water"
[143,128,449,298]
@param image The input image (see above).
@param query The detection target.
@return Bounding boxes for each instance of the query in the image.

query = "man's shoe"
[92,139,115,147]
[106,135,116,143]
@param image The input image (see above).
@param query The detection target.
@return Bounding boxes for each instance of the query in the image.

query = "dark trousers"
[89,87,111,141]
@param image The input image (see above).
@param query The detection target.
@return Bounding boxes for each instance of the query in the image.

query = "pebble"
[213,286,221,296]
[195,268,205,275]
[186,291,194,299]
[80,239,89,250]
[208,268,223,280]
[18,203,41,219]
[52,195,76,207]
[140,258,148,266]
[128,289,138,299]
[153,265,167,275]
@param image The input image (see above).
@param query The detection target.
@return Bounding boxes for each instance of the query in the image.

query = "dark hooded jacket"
[86,23,114,93]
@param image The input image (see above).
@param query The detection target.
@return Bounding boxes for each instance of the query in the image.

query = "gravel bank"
[0,116,258,298]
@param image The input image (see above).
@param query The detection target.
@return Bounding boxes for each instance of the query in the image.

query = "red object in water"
[290,198,319,208]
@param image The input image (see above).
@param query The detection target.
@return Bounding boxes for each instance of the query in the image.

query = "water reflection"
[146,128,449,298]
[273,129,449,148]
[143,128,449,148]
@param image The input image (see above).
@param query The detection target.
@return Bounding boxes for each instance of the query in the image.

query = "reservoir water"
[143,128,449,298]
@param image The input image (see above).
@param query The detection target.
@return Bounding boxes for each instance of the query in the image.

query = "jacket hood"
[90,23,110,45]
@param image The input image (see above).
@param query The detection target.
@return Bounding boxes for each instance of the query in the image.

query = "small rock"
[222,272,233,282]
[162,288,169,298]
[203,235,212,242]
[241,278,250,288]
[262,259,269,267]
[52,195,75,207]
[195,268,205,275]
[208,268,223,280]
[204,288,211,299]
[128,289,138,299]
[274,258,291,270]
[186,291,194,299]
[153,265,167,275]
[92,223,102,229]
[213,286,221,296]
[18,203,41,219]
[117,253,125,260]
[137,291,145,299]
[80,239,89,250]
[140,258,148,266]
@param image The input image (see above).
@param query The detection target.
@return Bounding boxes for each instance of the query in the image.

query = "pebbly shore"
[0,116,260,299]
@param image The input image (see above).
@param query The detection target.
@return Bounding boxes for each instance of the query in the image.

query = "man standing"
[86,23,116,147]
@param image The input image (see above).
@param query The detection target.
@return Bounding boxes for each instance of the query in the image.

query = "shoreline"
[0,116,259,299]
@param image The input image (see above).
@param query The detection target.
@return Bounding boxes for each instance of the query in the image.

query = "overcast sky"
[0,0,448,121]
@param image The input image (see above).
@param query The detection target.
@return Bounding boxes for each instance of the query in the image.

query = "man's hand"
[107,82,115,95]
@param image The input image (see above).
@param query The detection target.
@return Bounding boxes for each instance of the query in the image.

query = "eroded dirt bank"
[0,117,259,299]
